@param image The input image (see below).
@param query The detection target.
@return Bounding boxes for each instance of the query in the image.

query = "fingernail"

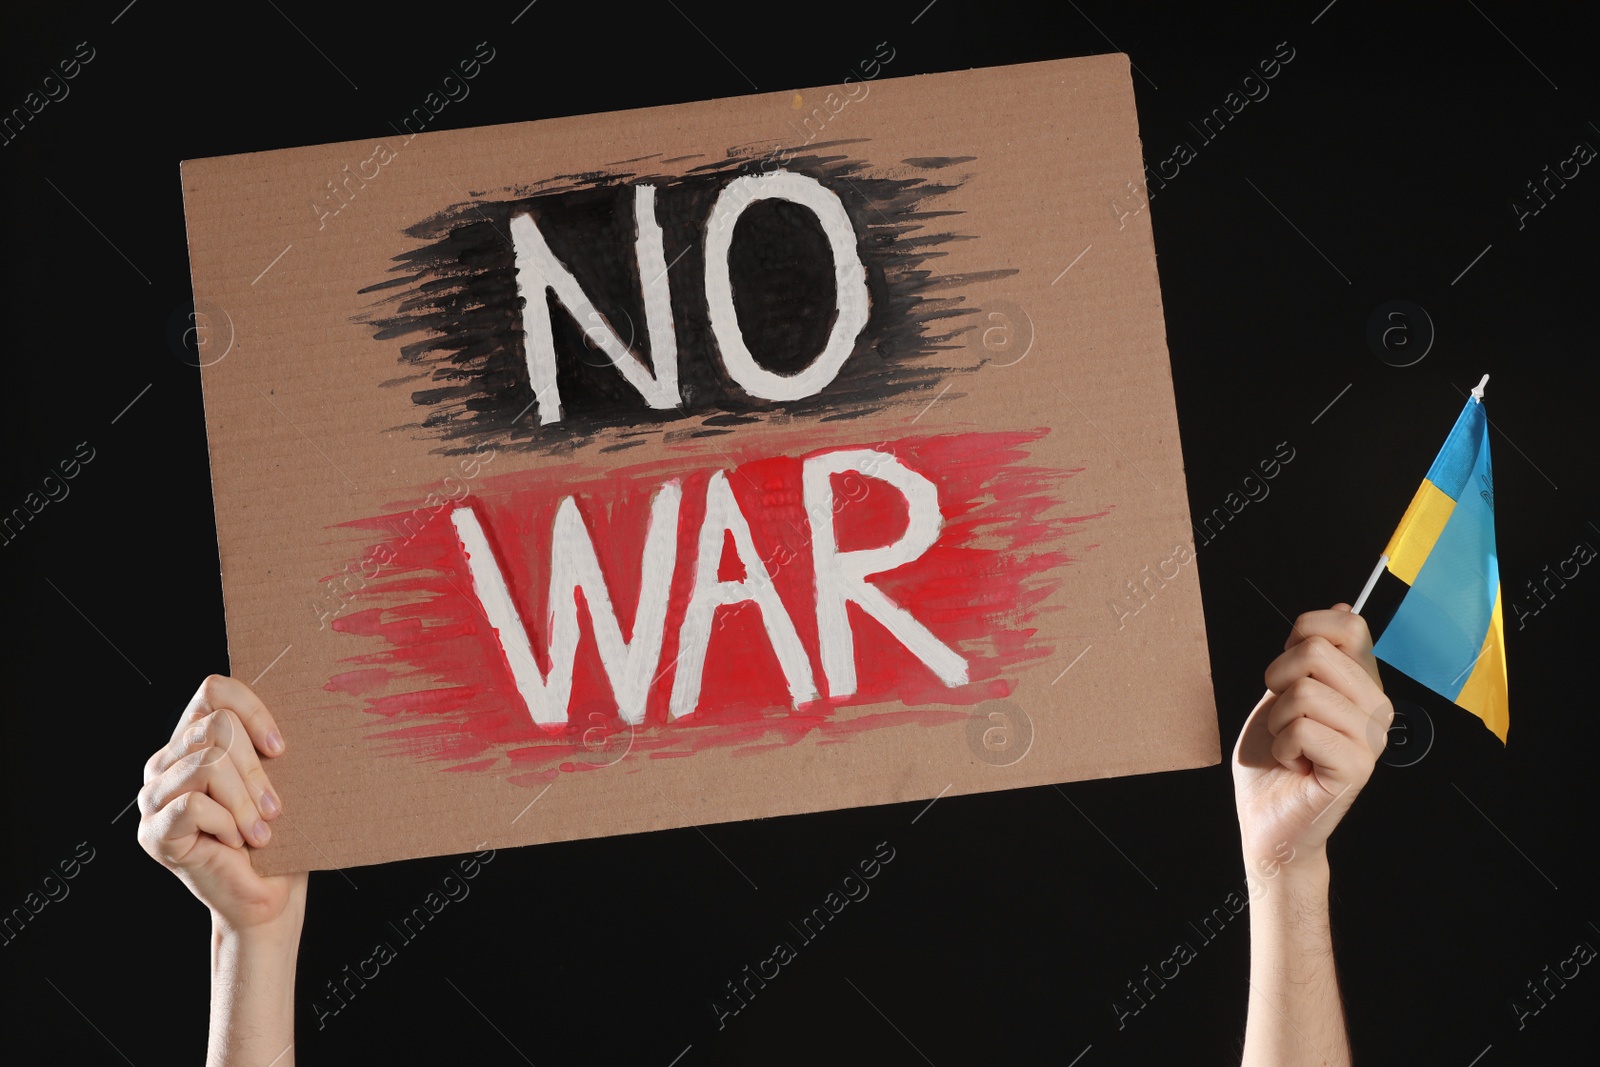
[259,791,280,817]
[266,730,284,755]
[253,820,271,843]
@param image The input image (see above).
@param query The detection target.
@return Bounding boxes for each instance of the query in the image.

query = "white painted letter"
[451,482,681,726]
[803,449,967,695]
[670,472,817,718]
[510,184,680,424]
[704,170,869,401]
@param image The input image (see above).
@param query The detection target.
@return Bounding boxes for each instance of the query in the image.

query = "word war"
[453,448,966,726]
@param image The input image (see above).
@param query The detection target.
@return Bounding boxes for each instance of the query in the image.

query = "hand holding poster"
[180,54,1218,875]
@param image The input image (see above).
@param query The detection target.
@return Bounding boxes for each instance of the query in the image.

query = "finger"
[1270,716,1375,796]
[1283,606,1381,687]
[139,791,245,864]
[1267,676,1392,757]
[1265,634,1389,725]
[169,675,284,761]
[141,749,272,847]
[1231,689,1279,771]
[147,709,282,820]
[148,706,238,777]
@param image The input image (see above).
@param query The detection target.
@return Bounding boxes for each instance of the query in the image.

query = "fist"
[1232,605,1392,879]
[137,675,302,930]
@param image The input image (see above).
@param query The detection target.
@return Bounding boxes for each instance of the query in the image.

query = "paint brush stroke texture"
[357,146,1008,453]
[324,432,1105,783]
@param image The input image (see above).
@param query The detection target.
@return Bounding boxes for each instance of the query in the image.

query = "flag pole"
[1351,555,1388,615]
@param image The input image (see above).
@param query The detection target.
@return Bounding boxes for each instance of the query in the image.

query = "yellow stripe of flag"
[1455,588,1509,743]
[1382,479,1456,584]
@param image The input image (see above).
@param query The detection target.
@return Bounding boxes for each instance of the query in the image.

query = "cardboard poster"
[181,53,1218,875]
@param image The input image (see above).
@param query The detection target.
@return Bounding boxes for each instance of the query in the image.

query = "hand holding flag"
[1232,605,1393,878]
[1231,378,1506,1067]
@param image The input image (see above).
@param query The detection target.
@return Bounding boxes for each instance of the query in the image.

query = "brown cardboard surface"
[181,53,1218,876]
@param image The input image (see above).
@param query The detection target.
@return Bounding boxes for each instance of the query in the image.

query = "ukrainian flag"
[1371,386,1507,742]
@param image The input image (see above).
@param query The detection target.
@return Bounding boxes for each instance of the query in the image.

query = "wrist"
[211,872,307,946]
[212,915,302,963]
[211,891,305,962]
[1273,847,1330,886]
[1243,844,1330,907]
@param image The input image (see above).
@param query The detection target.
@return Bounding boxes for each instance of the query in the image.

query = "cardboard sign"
[181,54,1218,875]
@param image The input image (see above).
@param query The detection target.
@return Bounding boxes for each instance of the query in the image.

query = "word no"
[511,169,868,426]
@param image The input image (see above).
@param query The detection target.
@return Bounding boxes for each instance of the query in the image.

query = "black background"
[3,1,1597,1064]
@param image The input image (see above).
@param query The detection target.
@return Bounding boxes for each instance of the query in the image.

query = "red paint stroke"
[322,431,1106,778]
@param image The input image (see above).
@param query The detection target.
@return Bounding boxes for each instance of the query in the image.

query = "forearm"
[1241,856,1350,1067]
[208,917,300,1067]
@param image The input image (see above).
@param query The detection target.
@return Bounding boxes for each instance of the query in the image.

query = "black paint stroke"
[358,145,1013,454]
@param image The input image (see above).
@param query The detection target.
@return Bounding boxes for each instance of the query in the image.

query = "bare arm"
[208,892,305,1067]
[1232,606,1391,1066]
[138,675,307,1066]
